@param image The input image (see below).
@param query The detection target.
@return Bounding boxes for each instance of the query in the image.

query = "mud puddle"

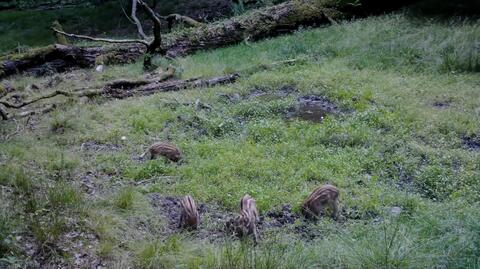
[148,194,231,242]
[287,95,340,123]
[432,100,451,109]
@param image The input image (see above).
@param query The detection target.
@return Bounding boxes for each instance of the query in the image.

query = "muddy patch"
[79,171,97,195]
[148,194,230,242]
[218,92,241,104]
[392,162,418,193]
[292,223,325,240]
[15,228,101,268]
[261,204,338,240]
[462,135,480,151]
[276,85,298,97]
[148,195,355,242]
[57,231,101,269]
[246,88,268,99]
[149,194,181,234]
[262,204,298,229]
[432,100,451,109]
[287,95,340,123]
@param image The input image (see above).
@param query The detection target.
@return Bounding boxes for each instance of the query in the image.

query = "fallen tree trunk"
[0,0,346,78]
[0,57,297,119]
[0,44,145,78]
[0,73,238,119]
[162,0,341,57]
[103,73,239,99]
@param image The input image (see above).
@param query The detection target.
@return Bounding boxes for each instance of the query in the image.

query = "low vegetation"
[0,11,479,268]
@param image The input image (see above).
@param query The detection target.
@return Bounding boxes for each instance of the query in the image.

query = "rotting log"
[0,73,238,120]
[0,44,145,78]
[162,0,343,57]
[0,58,296,120]
[0,0,347,78]
[104,73,239,99]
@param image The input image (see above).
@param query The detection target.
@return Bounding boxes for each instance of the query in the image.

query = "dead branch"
[131,0,147,39]
[0,44,145,79]
[137,0,163,69]
[2,1,350,79]
[137,0,164,69]
[0,67,175,111]
[0,89,103,109]
[0,58,300,120]
[16,104,56,118]
[0,104,56,121]
[1,73,236,120]
[0,106,8,120]
[104,65,175,88]
[3,119,21,141]
[52,28,149,46]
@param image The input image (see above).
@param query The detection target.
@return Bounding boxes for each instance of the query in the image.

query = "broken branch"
[52,28,149,46]
[131,0,147,39]
[0,58,301,120]
[0,89,103,109]
[0,106,8,120]
[17,104,56,118]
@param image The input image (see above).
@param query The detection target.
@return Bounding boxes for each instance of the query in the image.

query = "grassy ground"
[1,12,479,268]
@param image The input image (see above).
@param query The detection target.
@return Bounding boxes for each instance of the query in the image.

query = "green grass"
[0,2,134,53]
[114,187,136,210]
[0,12,479,268]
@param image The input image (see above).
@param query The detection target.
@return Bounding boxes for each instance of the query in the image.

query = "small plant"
[135,236,182,268]
[0,211,16,259]
[45,153,79,180]
[47,181,83,210]
[50,115,74,134]
[124,160,173,181]
[29,214,68,246]
[98,240,114,259]
[114,187,135,210]
[232,0,246,16]
[0,164,32,194]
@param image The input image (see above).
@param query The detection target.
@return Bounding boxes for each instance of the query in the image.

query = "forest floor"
[1,12,480,268]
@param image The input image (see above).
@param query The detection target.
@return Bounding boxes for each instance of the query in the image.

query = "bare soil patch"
[148,194,230,241]
[148,195,356,242]
[432,100,451,108]
[462,135,480,150]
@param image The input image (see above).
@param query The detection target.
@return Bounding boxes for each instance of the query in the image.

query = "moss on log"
[0,0,349,78]
[162,0,344,57]
[0,44,144,78]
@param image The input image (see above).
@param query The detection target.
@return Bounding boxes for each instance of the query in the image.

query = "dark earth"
[462,134,480,150]
[147,194,369,242]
